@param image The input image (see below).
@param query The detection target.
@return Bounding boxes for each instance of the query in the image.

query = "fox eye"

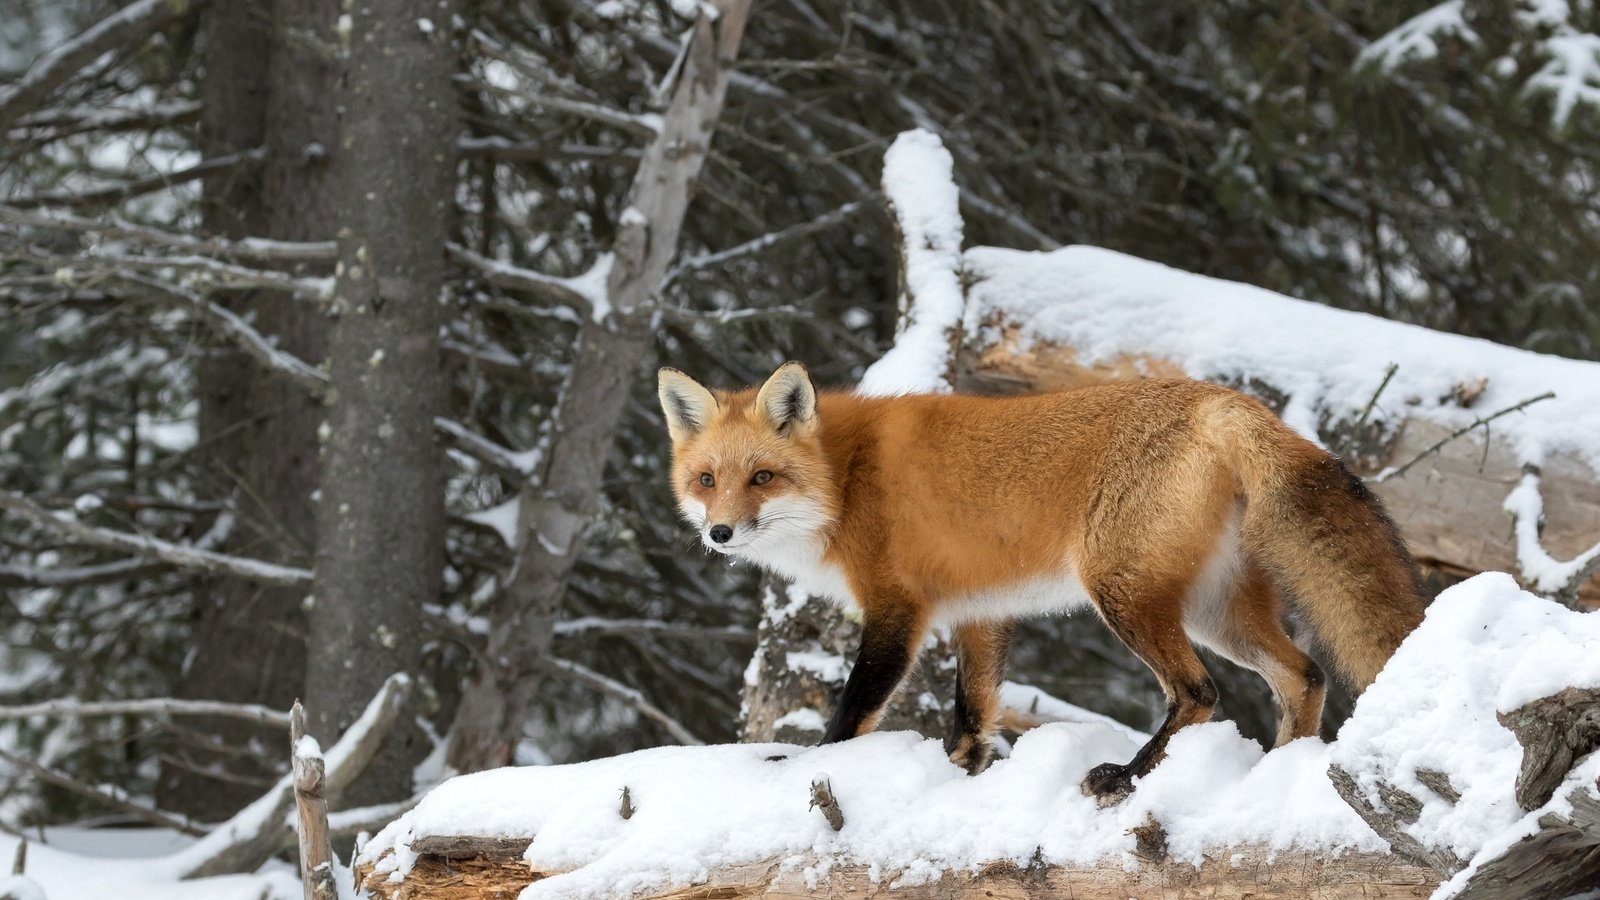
[699,473,714,487]
[751,470,773,485]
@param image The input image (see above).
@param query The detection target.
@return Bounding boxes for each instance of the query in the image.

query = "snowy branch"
[448,243,608,317]
[1503,469,1600,608]
[434,417,535,483]
[0,747,210,836]
[0,490,313,589]
[0,0,209,131]
[538,656,703,746]
[9,99,202,139]
[38,252,332,301]
[553,617,755,643]
[0,206,336,262]
[0,557,164,588]
[0,697,290,728]
[176,674,411,879]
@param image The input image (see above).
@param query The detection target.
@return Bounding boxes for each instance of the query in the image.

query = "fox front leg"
[820,602,927,744]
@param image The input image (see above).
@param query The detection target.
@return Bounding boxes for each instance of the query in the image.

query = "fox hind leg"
[946,619,1015,775]
[1187,565,1326,746]
[1081,570,1218,805]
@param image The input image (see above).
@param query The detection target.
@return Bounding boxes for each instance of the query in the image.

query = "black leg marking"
[821,605,923,745]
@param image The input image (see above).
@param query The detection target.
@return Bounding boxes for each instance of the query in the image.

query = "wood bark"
[355,840,1441,900]
[159,0,328,819]
[290,702,338,900]
[1447,776,1600,900]
[1495,687,1600,811]
[445,0,753,773]
[308,0,458,805]
[962,331,1600,607]
[1327,764,1468,875]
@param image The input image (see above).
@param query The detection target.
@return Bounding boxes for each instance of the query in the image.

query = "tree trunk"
[158,0,332,819]
[308,0,457,803]
[446,0,752,773]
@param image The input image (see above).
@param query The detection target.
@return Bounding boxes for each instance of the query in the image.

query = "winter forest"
[2,0,1600,897]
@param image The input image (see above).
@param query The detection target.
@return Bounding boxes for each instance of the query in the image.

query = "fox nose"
[709,524,733,544]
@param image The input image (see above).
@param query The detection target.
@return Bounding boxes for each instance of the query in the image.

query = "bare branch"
[0,206,336,262]
[537,656,703,746]
[457,135,640,162]
[0,490,313,589]
[9,148,264,209]
[10,99,202,139]
[0,697,290,728]
[0,557,165,588]
[0,747,209,836]
[665,198,872,286]
[1374,392,1557,484]
[33,252,332,301]
[0,0,210,130]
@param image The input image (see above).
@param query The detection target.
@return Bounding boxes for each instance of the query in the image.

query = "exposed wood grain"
[290,702,337,900]
[355,844,1441,899]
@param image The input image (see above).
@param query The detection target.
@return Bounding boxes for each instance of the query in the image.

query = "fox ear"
[755,361,817,436]
[658,368,718,443]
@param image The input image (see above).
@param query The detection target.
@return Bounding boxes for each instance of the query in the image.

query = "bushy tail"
[1209,397,1427,690]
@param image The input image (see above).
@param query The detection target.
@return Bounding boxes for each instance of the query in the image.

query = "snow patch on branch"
[1503,471,1600,596]
[967,245,1600,475]
[859,129,966,397]
[1358,1,1474,71]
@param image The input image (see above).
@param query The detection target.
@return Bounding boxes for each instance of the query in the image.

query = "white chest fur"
[739,537,858,611]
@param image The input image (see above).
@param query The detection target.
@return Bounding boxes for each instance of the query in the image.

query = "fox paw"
[946,733,994,776]
[1081,762,1136,807]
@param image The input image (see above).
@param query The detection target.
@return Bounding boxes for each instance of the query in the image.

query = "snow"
[1331,572,1600,869]
[772,708,826,733]
[354,570,1600,897]
[1503,471,1600,594]
[361,719,1378,899]
[1358,1,1474,71]
[1527,31,1600,127]
[858,129,966,397]
[467,496,521,548]
[0,831,296,900]
[966,244,1600,474]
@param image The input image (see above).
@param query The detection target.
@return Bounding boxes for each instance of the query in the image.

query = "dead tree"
[446,0,754,772]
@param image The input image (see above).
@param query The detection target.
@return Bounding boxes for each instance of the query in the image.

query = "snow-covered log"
[353,842,1438,899]
[958,245,1600,607]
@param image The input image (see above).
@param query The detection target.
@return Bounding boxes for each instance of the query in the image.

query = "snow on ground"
[966,245,1600,475]
[359,572,1597,900]
[0,830,297,900]
[1332,571,1600,870]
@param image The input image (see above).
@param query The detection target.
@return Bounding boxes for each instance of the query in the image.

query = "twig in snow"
[1374,391,1556,484]
[1336,362,1398,459]
[0,0,209,131]
[0,697,290,728]
[809,777,844,831]
[1503,467,1600,608]
[536,656,703,746]
[9,840,22,876]
[619,786,635,820]
[0,490,313,589]
[0,747,209,836]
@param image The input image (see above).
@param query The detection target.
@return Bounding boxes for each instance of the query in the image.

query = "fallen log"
[355,840,1441,900]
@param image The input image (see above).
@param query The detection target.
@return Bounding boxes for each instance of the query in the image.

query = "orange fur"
[660,363,1426,796]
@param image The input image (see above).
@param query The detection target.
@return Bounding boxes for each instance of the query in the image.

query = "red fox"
[658,362,1426,801]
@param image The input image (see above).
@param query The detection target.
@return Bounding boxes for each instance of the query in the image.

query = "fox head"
[657,362,839,556]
